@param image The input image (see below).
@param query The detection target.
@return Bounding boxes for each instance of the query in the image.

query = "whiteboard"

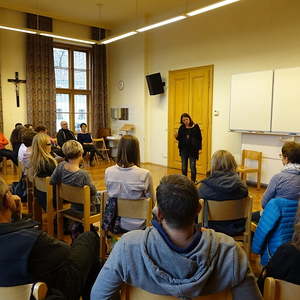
[230,71,273,131]
[272,67,300,133]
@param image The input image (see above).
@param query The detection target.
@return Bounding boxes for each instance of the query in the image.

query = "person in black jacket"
[198,150,248,236]
[257,217,300,292]
[176,113,202,182]
[0,177,101,300]
[56,121,76,148]
[77,123,103,166]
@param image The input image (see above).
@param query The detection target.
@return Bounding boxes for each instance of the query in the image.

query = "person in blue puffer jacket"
[252,197,298,266]
[252,141,300,224]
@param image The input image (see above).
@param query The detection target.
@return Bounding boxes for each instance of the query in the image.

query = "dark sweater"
[176,124,202,159]
[56,129,76,147]
[264,243,300,285]
[198,171,248,236]
[77,133,93,144]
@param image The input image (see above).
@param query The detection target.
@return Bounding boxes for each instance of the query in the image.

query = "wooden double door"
[168,65,213,175]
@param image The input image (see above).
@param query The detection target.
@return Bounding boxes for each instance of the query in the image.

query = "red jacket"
[0,133,9,150]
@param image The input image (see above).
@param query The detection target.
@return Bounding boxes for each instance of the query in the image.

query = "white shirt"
[18,143,27,162]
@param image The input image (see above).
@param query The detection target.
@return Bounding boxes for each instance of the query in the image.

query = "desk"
[106,136,121,158]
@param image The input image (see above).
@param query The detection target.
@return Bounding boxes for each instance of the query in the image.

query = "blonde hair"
[211,150,237,174]
[62,140,83,161]
[31,133,57,176]
[0,177,9,211]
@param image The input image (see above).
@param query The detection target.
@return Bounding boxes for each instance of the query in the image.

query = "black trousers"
[181,153,197,182]
[83,144,100,163]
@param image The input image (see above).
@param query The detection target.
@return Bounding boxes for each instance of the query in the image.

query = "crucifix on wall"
[8,72,26,107]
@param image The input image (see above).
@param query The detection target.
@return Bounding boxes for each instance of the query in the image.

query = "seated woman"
[31,133,57,210]
[257,215,300,292]
[77,123,103,166]
[50,140,99,214]
[252,141,300,223]
[104,135,155,232]
[0,131,18,165]
[198,150,248,236]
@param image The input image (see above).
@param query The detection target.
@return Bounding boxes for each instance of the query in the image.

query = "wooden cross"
[8,72,26,107]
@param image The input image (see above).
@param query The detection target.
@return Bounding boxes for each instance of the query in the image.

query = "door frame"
[167,65,213,174]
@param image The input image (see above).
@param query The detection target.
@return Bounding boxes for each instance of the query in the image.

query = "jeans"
[181,154,197,182]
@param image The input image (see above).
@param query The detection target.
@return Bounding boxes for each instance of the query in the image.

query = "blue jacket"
[252,198,298,266]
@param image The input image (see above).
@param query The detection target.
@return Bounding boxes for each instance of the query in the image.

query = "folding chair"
[93,138,110,163]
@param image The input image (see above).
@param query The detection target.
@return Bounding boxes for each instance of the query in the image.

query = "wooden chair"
[98,128,111,138]
[264,277,300,300]
[237,150,262,189]
[93,138,110,163]
[0,282,48,300]
[199,196,253,256]
[104,192,153,254]
[0,157,7,174]
[120,285,232,300]
[33,176,55,236]
[56,184,105,258]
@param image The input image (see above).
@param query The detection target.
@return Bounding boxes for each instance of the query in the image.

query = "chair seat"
[62,208,100,223]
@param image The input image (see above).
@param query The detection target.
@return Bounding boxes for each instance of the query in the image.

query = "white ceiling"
[0,0,217,30]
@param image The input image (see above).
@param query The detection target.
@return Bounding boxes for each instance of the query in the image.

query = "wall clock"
[118,80,125,90]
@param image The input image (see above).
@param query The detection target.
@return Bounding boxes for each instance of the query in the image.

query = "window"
[54,45,91,132]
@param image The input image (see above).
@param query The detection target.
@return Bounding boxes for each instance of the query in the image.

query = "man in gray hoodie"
[91,174,262,300]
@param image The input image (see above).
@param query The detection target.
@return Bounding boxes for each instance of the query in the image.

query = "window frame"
[54,42,92,133]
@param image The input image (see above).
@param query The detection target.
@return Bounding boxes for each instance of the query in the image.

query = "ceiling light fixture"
[0,25,37,34]
[137,15,186,32]
[101,31,137,44]
[40,33,96,44]
[187,0,240,16]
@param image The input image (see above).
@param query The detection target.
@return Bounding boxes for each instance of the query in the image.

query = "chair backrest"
[264,277,300,300]
[34,177,51,194]
[199,196,252,222]
[241,150,262,167]
[0,282,47,300]
[117,198,152,225]
[99,128,111,138]
[120,285,232,300]
[58,183,90,205]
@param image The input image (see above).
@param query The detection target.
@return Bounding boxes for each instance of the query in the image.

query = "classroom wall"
[0,8,27,138]
[107,0,300,183]
[0,8,91,140]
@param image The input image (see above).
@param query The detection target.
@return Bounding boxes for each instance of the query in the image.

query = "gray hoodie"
[91,227,262,300]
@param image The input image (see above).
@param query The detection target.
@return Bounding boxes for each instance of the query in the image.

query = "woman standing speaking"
[176,113,202,182]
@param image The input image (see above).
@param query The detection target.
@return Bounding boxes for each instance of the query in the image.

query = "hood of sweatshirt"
[137,227,248,298]
[201,171,243,193]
